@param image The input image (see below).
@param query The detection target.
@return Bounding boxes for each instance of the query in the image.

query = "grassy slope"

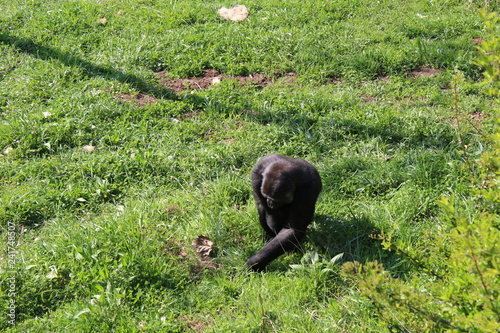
[0,0,493,331]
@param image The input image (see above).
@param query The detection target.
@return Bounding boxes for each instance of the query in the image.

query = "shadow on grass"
[252,111,453,152]
[259,214,399,274]
[308,214,409,276]
[0,32,176,99]
[309,214,384,263]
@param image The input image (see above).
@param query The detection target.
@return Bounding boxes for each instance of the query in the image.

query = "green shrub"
[345,10,500,332]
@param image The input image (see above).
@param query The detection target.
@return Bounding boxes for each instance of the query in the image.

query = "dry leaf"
[192,235,214,258]
[98,17,107,25]
[219,5,249,22]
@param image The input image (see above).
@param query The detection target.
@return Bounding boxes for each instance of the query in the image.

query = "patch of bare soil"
[106,70,297,106]
[278,71,298,84]
[105,89,158,106]
[180,316,209,333]
[446,110,489,128]
[460,110,488,125]
[156,69,297,93]
[410,66,442,78]
[472,38,484,45]
[360,93,376,103]
[471,110,488,122]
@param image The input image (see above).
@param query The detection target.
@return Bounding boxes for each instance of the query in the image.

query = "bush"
[344,10,500,333]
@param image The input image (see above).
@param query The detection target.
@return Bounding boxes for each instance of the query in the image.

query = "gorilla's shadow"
[0,32,175,99]
[261,214,390,273]
[307,214,384,264]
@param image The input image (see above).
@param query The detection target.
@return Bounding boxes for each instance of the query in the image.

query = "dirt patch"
[472,38,484,45]
[164,204,182,217]
[471,110,487,121]
[329,77,344,85]
[106,89,158,106]
[279,71,298,84]
[233,72,270,86]
[180,316,209,332]
[447,110,489,127]
[106,70,297,105]
[193,257,221,272]
[156,69,219,92]
[467,110,489,126]
[156,69,297,93]
[360,93,376,103]
[410,66,442,78]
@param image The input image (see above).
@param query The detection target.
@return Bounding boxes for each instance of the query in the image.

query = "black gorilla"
[247,154,322,271]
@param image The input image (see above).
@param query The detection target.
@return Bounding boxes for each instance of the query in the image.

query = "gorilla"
[247,154,322,271]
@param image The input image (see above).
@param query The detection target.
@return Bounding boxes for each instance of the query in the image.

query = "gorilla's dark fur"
[247,154,322,271]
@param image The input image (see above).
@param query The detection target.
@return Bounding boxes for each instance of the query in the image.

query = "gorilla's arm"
[253,191,277,238]
[246,228,305,272]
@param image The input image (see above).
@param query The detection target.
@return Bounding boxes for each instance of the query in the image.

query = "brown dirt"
[180,316,209,332]
[360,93,376,103]
[471,110,487,121]
[467,110,489,126]
[105,70,297,106]
[410,66,442,78]
[105,89,158,106]
[447,110,488,127]
[164,204,182,217]
[156,69,297,93]
[472,38,484,45]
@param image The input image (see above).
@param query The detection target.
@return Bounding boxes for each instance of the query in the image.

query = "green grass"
[0,0,496,331]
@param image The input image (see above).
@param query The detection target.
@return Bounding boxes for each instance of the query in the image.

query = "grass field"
[0,0,497,331]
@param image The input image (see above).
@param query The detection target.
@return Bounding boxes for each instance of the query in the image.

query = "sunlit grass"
[0,0,495,331]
